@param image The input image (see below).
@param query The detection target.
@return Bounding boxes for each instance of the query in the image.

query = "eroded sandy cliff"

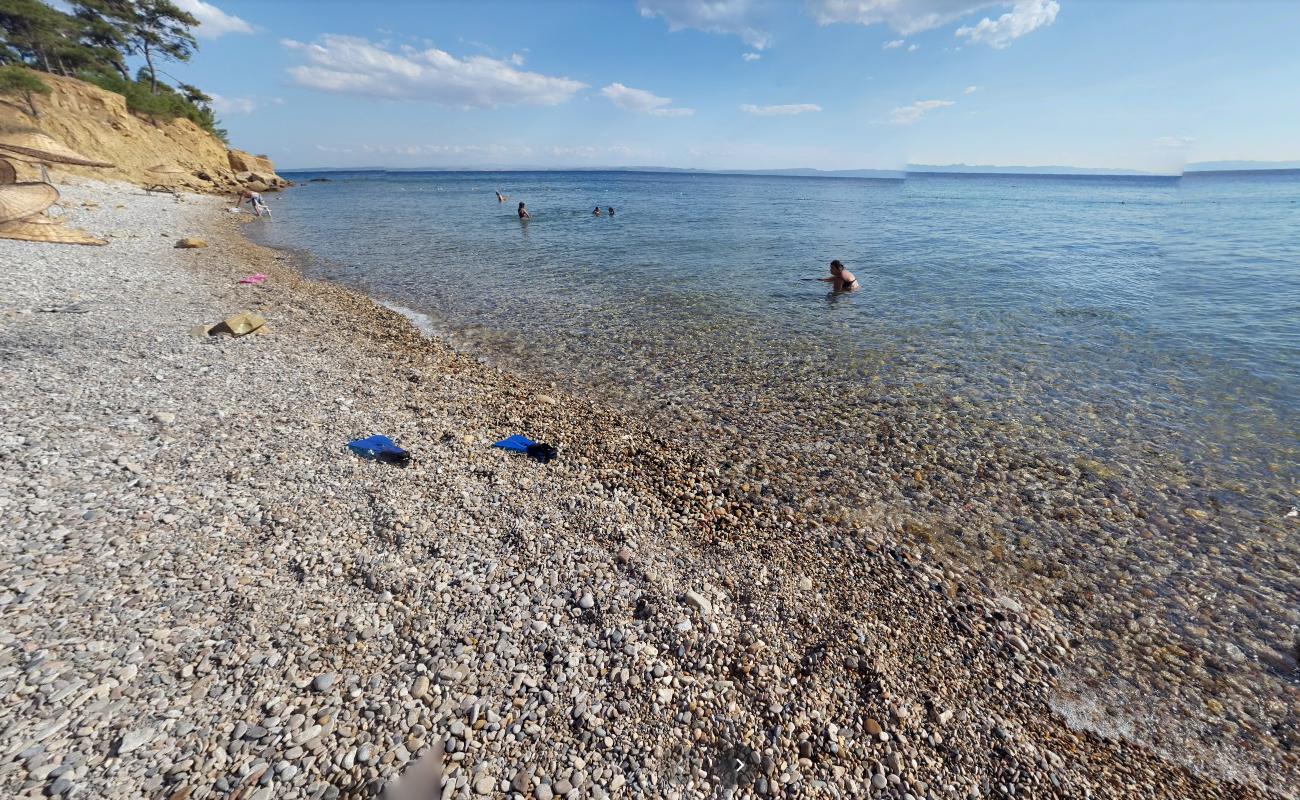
[0,73,287,193]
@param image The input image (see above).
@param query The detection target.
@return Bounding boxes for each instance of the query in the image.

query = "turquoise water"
[256,169,1300,787]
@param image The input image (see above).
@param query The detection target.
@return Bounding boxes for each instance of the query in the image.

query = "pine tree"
[0,0,70,72]
[70,0,134,80]
[128,1,199,94]
[0,0,120,77]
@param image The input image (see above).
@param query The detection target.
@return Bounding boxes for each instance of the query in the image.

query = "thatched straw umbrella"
[0,180,103,246]
[145,163,190,196]
[0,125,114,168]
[0,218,106,246]
[0,181,59,223]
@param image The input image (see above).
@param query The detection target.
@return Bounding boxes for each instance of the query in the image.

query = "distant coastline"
[280,163,1300,180]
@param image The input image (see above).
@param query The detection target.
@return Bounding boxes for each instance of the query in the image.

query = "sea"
[255,168,1299,790]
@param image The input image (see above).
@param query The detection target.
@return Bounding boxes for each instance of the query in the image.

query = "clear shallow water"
[257,169,1299,788]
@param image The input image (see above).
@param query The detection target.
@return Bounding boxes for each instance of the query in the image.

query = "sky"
[152,0,1300,172]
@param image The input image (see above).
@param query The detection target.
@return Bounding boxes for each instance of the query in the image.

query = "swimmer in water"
[518,201,530,219]
[816,259,858,292]
[608,207,615,217]
[593,206,602,216]
[496,190,507,202]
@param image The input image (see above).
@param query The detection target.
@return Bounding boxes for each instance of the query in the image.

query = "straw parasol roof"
[0,181,59,224]
[0,126,114,167]
[147,163,189,175]
[0,158,15,185]
[0,218,106,246]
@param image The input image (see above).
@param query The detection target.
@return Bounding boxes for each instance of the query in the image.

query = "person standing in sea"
[817,259,858,292]
[517,201,530,219]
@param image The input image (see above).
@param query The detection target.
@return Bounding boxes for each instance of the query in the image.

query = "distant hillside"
[283,161,1300,180]
[282,165,908,179]
[907,163,1157,176]
[1186,160,1300,172]
[599,166,905,179]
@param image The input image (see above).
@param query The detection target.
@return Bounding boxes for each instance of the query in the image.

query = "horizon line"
[273,163,1300,178]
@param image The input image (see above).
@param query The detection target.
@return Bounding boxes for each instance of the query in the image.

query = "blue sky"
[159,0,1300,172]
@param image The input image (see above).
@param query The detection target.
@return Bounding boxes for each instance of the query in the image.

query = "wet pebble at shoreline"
[0,181,1290,799]
[463,294,1300,793]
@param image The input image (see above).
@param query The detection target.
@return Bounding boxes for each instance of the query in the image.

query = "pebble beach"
[0,180,1290,799]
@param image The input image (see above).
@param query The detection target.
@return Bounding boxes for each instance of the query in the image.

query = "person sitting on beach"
[608,207,615,217]
[517,201,530,219]
[818,259,858,292]
[592,206,602,216]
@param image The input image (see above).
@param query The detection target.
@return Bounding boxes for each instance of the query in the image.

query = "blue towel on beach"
[347,435,411,466]
[493,434,537,452]
[493,435,558,463]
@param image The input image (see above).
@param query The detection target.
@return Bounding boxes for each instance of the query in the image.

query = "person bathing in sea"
[607,207,615,217]
[592,206,602,216]
[496,190,507,202]
[517,201,530,219]
[817,259,858,292]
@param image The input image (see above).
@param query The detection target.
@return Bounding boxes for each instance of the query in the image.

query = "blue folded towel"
[347,435,411,466]
[493,434,537,452]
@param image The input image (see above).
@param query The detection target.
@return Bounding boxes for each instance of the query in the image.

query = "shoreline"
[0,180,1284,798]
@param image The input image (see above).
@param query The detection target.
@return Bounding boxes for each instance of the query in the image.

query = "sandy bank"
[0,181,1280,799]
[1,73,287,194]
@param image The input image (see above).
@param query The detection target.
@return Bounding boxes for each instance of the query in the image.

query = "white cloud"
[600,83,694,117]
[955,0,1059,49]
[281,36,586,107]
[742,51,762,61]
[883,39,905,49]
[889,98,954,124]
[638,0,771,49]
[174,0,255,38]
[320,142,542,159]
[740,103,822,116]
[396,144,510,156]
[548,145,601,159]
[964,85,978,94]
[907,43,920,51]
[210,94,255,114]
[1154,135,1195,149]
[812,0,1000,35]
[508,53,526,66]
[812,0,1056,46]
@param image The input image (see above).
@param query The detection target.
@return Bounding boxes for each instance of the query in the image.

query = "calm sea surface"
[256,169,1299,788]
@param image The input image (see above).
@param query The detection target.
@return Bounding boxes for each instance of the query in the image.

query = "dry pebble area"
[0,182,1283,799]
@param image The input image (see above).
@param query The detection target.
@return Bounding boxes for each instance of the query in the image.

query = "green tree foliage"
[70,1,133,80]
[0,0,225,141]
[0,0,105,75]
[125,1,198,94]
[0,63,51,118]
